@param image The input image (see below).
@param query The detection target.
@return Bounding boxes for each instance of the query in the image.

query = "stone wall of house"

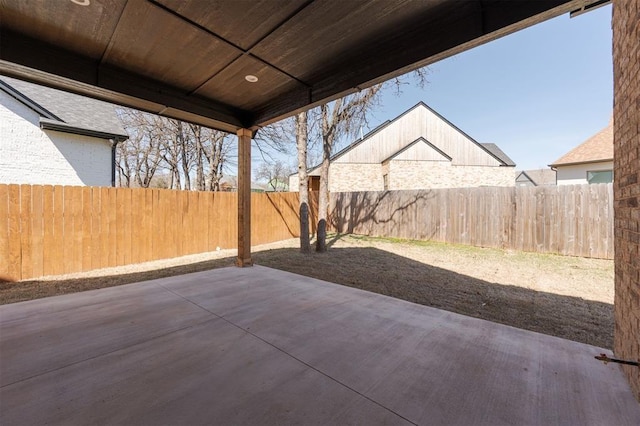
[329,163,385,192]
[289,162,515,192]
[0,90,112,187]
[613,0,640,401]
[387,161,515,189]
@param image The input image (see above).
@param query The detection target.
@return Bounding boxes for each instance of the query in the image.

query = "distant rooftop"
[550,120,613,167]
[516,169,557,186]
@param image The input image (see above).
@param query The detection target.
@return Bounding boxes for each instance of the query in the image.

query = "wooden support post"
[236,128,253,267]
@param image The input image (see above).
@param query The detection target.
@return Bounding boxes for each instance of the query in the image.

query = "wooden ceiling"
[0,0,591,133]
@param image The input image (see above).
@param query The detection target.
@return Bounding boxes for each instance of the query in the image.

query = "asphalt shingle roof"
[550,120,613,166]
[0,76,127,138]
[480,143,516,166]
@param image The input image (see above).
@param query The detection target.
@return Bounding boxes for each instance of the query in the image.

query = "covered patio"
[1,0,639,415]
[1,266,639,425]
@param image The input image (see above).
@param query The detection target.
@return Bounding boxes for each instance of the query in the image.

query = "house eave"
[40,118,129,141]
[549,158,613,168]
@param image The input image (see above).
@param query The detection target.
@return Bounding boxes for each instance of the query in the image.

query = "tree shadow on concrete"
[0,244,613,350]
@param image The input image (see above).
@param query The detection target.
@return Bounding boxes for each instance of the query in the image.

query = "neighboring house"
[289,102,516,192]
[515,169,557,186]
[0,76,128,187]
[550,119,613,185]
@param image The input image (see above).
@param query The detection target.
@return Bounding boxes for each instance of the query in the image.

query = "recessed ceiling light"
[71,0,90,5]
[245,75,258,83]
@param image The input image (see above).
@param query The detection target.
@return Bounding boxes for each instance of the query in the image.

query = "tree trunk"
[176,122,191,190]
[296,112,311,254]
[316,104,333,253]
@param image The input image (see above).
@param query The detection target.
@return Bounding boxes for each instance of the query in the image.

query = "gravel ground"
[0,234,614,348]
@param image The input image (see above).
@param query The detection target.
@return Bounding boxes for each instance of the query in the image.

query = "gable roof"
[0,76,128,140]
[382,137,452,163]
[481,143,516,166]
[301,102,514,176]
[516,169,557,186]
[550,120,613,167]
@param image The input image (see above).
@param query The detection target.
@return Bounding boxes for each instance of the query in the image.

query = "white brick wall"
[0,90,112,186]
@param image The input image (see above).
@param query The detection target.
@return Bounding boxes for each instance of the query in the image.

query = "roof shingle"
[550,120,613,166]
[0,76,127,138]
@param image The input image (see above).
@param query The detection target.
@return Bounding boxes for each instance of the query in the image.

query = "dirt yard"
[0,234,614,348]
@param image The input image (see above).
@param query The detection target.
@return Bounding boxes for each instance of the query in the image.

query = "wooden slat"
[142,188,153,262]
[115,188,125,266]
[0,185,10,280]
[91,187,102,270]
[6,185,21,281]
[99,187,111,269]
[71,186,84,273]
[130,188,141,264]
[122,188,132,265]
[107,187,118,267]
[81,187,92,272]
[30,185,44,278]
[20,185,33,279]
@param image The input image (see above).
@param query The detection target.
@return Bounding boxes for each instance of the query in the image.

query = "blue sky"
[366,4,613,171]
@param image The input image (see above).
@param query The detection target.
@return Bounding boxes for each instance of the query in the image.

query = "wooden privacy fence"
[331,184,614,259]
[0,184,317,282]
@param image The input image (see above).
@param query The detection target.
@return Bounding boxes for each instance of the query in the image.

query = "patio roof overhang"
[0,0,594,133]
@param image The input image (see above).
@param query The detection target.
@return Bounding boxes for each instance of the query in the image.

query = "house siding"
[388,161,515,190]
[0,90,112,186]
[335,105,501,166]
[555,161,613,185]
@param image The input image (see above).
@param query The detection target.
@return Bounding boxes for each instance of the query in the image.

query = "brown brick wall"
[613,0,640,401]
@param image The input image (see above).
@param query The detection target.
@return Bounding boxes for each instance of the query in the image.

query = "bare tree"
[316,85,383,252]
[203,130,231,191]
[256,160,293,191]
[117,108,233,191]
[116,109,164,188]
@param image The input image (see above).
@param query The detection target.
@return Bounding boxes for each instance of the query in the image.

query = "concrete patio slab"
[1,265,638,425]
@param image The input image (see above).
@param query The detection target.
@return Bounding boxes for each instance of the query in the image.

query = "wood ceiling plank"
[251,0,443,84]
[102,1,241,91]
[195,55,307,111]
[156,0,311,51]
[0,0,126,59]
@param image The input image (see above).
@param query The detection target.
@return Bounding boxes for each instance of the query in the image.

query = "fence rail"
[0,185,316,282]
[330,184,613,259]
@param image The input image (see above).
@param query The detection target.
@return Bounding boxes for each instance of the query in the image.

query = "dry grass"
[0,234,614,348]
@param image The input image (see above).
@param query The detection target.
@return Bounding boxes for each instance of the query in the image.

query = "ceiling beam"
[0,29,248,132]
